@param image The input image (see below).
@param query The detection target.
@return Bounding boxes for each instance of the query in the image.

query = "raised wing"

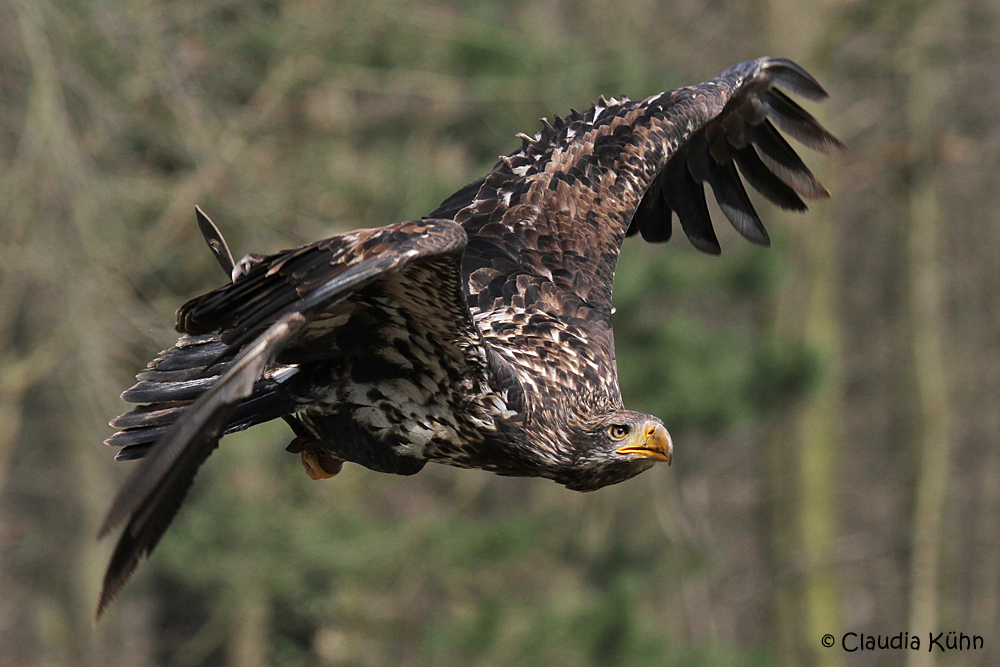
[429,57,841,406]
[97,217,484,615]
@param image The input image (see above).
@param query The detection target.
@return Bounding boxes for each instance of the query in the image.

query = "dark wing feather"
[731,145,807,211]
[98,218,478,616]
[761,89,844,154]
[762,57,831,101]
[629,168,673,243]
[748,119,829,199]
[195,206,236,277]
[661,144,721,254]
[631,57,844,253]
[687,132,769,246]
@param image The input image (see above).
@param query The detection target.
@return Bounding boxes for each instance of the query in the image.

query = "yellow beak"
[616,422,673,465]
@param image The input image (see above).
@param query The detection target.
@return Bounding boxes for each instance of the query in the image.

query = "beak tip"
[656,424,673,466]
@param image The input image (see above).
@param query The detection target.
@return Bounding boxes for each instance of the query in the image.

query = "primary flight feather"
[98,57,844,615]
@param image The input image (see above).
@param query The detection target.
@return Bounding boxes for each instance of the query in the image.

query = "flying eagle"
[97,57,843,614]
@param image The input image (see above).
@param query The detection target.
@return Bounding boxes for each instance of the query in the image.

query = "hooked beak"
[616,422,673,465]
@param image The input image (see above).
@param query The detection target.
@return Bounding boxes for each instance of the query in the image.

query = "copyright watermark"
[821,632,983,653]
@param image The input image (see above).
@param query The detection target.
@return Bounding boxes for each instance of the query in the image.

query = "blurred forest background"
[1,0,998,665]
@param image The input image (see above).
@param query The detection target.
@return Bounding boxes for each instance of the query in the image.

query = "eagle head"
[556,409,672,492]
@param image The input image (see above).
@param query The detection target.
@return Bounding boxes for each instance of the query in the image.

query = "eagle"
[97,57,843,615]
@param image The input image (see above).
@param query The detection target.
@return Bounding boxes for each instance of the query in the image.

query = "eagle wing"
[431,57,842,408]
[98,218,488,614]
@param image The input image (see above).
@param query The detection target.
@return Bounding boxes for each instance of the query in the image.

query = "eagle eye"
[608,425,630,440]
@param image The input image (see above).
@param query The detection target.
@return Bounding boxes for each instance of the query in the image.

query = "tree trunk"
[902,4,956,666]
[765,1,844,665]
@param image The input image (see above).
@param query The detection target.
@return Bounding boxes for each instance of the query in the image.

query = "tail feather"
[111,384,297,461]
[107,426,173,451]
[150,334,230,370]
[110,403,189,430]
[105,334,299,460]
[122,376,220,403]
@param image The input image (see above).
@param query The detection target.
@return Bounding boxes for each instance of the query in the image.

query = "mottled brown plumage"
[97,57,843,616]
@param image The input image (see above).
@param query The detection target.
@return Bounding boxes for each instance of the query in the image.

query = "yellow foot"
[286,437,343,480]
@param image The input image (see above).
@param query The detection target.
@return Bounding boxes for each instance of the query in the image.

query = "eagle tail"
[104,333,299,461]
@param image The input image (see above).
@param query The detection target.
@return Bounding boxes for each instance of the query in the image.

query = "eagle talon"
[287,436,342,480]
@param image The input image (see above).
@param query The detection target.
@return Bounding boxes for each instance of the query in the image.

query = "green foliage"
[614,240,817,436]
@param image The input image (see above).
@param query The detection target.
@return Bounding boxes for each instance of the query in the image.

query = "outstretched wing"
[432,57,842,407]
[97,218,482,615]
